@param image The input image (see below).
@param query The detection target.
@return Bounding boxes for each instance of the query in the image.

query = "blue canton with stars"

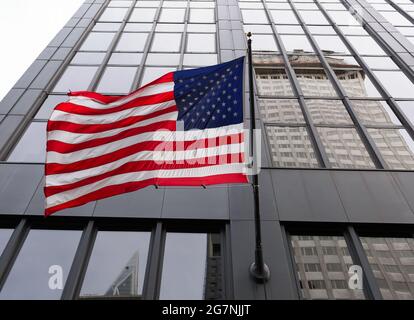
[173,57,245,131]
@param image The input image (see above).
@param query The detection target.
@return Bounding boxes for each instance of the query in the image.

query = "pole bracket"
[249,262,271,283]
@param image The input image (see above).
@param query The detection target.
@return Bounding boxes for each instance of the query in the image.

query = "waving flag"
[44,57,248,216]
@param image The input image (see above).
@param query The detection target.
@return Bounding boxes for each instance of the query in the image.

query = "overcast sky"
[0,0,85,101]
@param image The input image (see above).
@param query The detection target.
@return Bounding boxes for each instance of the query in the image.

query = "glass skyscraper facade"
[1,0,414,300]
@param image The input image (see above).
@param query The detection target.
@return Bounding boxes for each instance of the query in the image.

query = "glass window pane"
[0,230,81,300]
[115,33,149,51]
[146,53,180,65]
[136,0,160,7]
[108,0,133,7]
[295,68,338,97]
[183,53,218,66]
[291,235,365,300]
[79,231,151,299]
[159,233,223,300]
[308,25,336,35]
[266,126,319,167]
[251,34,278,51]
[381,11,412,26]
[352,100,401,125]
[368,128,414,170]
[129,8,157,22]
[361,237,414,299]
[80,32,116,51]
[306,99,352,124]
[299,10,330,25]
[97,66,137,94]
[156,23,186,32]
[71,52,106,65]
[124,23,153,31]
[99,7,128,21]
[241,9,269,23]
[396,101,414,124]
[362,56,399,70]
[8,122,47,162]
[52,66,98,92]
[0,229,13,256]
[317,127,375,169]
[159,8,186,22]
[34,95,68,120]
[271,10,299,24]
[186,33,216,53]
[189,9,215,23]
[313,35,350,54]
[92,23,122,32]
[151,33,182,52]
[373,71,414,99]
[346,36,386,55]
[280,35,314,53]
[108,52,143,65]
[258,99,305,123]
[163,1,187,8]
[255,67,295,97]
[187,24,216,33]
[339,26,368,36]
[328,10,361,25]
[141,67,176,86]
[335,69,382,98]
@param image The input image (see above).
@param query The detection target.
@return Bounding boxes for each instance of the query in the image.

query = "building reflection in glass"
[253,52,414,169]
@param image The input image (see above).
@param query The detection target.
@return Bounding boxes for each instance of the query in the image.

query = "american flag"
[44,57,248,216]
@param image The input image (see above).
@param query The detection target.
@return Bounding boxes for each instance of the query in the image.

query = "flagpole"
[247,32,270,283]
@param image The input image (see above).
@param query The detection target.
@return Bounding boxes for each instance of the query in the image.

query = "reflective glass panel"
[280,35,314,53]
[361,237,414,299]
[258,99,305,123]
[141,67,176,85]
[34,95,68,120]
[367,128,414,170]
[270,10,299,24]
[71,52,106,65]
[255,67,295,97]
[52,66,98,92]
[80,32,116,51]
[346,36,386,55]
[241,9,268,24]
[108,52,143,65]
[146,53,180,65]
[183,53,218,66]
[266,126,320,168]
[189,9,215,23]
[186,34,216,52]
[151,33,182,52]
[80,231,151,299]
[291,235,365,300]
[396,101,414,124]
[115,33,149,51]
[159,8,186,22]
[373,71,414,99]
[0,230,81,300]
[96,66,137,94]
[352,100,401,126]
[335,70,382,98]
[317,127,375,169]
[306,99,352,124]
[129,8,157,22]
[99,7,128,21]
[159,233,223,300]
[8,122,47,162]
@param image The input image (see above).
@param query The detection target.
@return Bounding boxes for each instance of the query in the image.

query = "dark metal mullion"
[345,226,383,300]
[143,222,164,300]
[131,1,165,89]
[0,219,30,292]
[261,0,331,168]
[288,0,388,169]
[61,221,97,300]
[88,0,138,91]
[341,0,414,81]
[316,0,414,143]
[178,1,190,70]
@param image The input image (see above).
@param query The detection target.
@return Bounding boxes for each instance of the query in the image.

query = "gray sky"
[0,0,84,101]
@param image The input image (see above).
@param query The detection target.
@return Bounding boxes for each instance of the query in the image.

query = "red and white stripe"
[45,72,247,216]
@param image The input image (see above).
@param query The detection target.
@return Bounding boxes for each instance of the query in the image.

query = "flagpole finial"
[247,32,252,38]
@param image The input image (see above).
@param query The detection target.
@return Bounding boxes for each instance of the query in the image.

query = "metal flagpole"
[247,32,270,283]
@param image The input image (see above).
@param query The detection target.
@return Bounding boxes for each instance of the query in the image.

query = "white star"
[202,118,206,122]
[233,112,238,117]
[190,78,195,82]
[227,107,232,111]
[222,102,226,107]
[233,88,237,92]
[212,116,215,120]
[233,100,238,104]
[222,114,226,119]
[234,76,238,80]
